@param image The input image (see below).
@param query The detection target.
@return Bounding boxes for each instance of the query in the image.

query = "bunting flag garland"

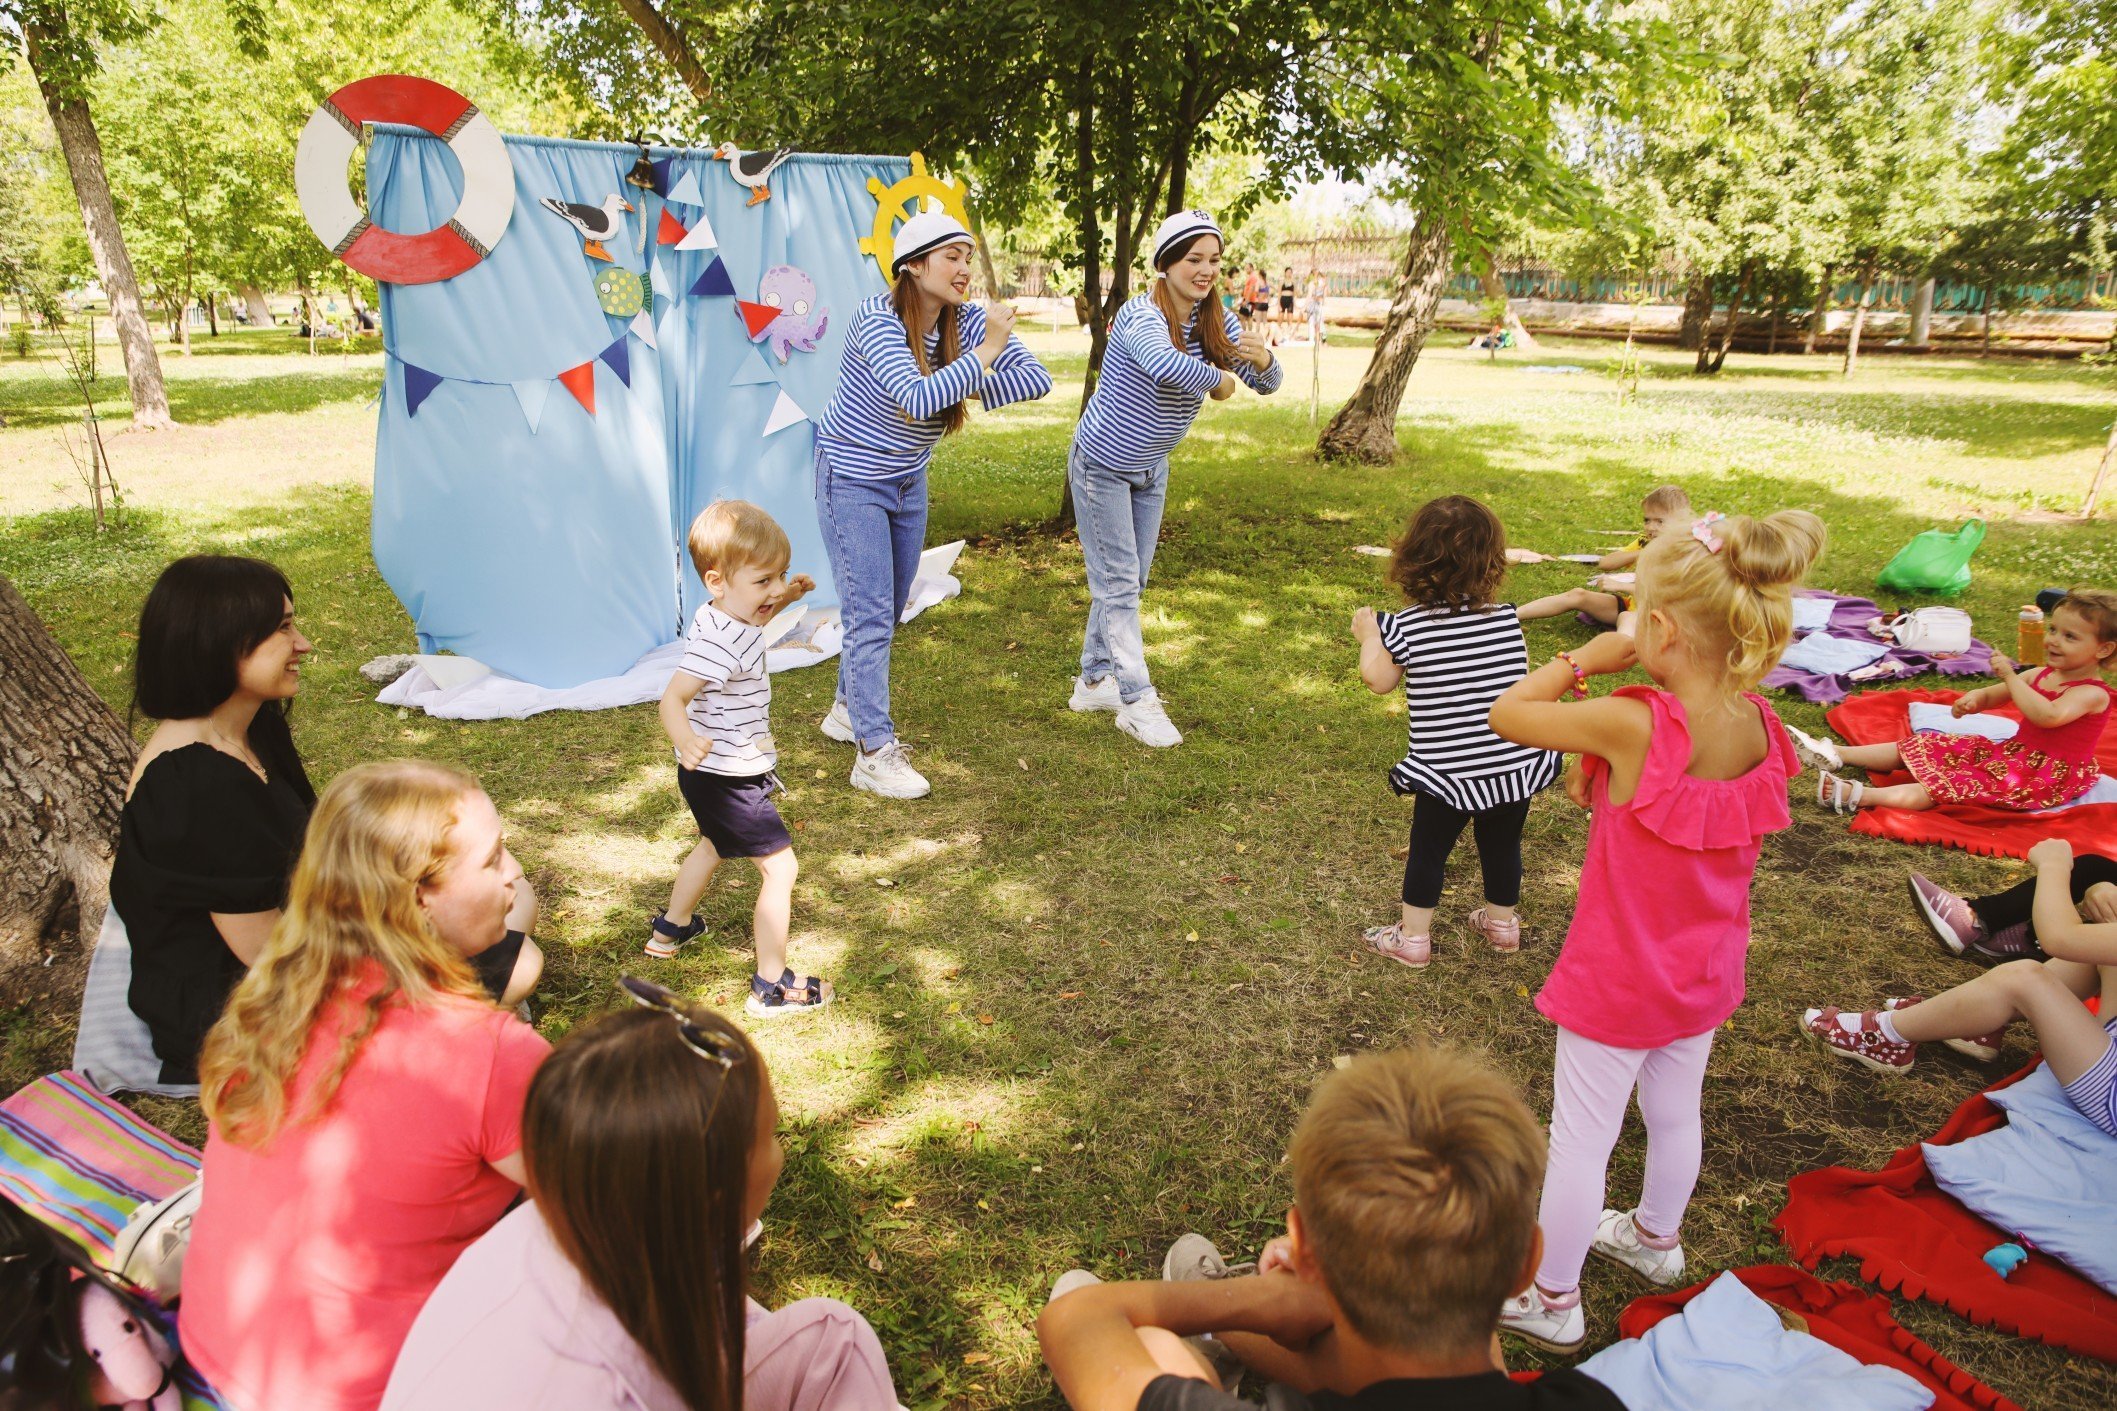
[403,362,445,418]
[557,362,597,415]
[666,169,706,207]
[511,378,551,434]
[736,300,780,337]
[691,256,736,297]
[656,209,689,245]
[649,156,674,194]
[762,389,809,437]
[675,210,718,252]
[598,336,631,388]
[629,309,657,348]
[730,348,777,386]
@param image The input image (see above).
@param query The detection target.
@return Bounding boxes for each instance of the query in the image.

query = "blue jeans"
[1070,442,1168,705]
[814,446,928,750]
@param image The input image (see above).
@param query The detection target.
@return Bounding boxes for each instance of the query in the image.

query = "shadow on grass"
[1,363,379,431]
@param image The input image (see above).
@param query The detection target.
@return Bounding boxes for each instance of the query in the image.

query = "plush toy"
[77,1278,181,1411]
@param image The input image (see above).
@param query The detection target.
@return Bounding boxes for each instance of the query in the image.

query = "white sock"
[1875,1010,1907,1044]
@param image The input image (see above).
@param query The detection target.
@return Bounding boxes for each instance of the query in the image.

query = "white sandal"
[1818,772,1864,814]
[1785,724,1844,772]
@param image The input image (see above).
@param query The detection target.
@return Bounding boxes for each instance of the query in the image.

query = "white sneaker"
[1069,674,1122,712]
[851,740,931,799]
[1115,691,1182,748]
[1048,1268,1101,1304]
[819,700,856,744]
[1590,1208,1686,1286]
[1499,1286,1584,1354]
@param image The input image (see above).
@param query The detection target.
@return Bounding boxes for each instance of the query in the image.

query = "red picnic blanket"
[1824,688,2117,860]
[1619,1266,2021,1411]
[1774,1060,2117,1364]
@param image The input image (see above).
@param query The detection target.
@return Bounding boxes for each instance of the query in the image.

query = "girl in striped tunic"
[1068,210,1282,748]
[1352,496,1561,968]
[813,211,1052,799]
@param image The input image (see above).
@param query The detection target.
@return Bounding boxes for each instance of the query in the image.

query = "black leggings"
[1969,853,2117,944]
[1402,792,1530,909]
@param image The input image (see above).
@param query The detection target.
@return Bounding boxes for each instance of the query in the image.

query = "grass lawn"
[4,327,2117,1408]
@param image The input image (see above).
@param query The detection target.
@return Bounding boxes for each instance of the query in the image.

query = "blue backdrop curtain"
[369,130,907,687]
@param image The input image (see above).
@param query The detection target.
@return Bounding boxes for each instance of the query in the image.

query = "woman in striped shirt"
[814,211,1052,799]
[1068,210,1282,748]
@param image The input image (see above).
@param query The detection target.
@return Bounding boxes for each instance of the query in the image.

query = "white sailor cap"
[892,210,975,274]
[1151,209,1223,268]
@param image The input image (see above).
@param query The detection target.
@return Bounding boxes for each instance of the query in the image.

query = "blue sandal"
[644,912,705,959]
[745,968,834,1019]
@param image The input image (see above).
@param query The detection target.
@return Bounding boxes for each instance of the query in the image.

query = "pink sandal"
[1468,908,1521,954]
[1364,922,1431,969]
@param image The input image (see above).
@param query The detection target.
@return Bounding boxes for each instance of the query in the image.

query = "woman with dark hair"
[1067,211,1280,749]
[106,555,540,1085]
[812,209,1052,801]
[381,980,896,1411]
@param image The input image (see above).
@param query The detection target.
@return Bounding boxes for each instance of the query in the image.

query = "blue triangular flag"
[510,378,551,434]
[666,169,705,206]
[690,256,735,298]
[730,348,777,387]
[599,336,631,387]
[649,157,673,194]
[403,362,443,418]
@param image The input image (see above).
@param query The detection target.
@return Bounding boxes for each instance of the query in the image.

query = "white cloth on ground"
[71,905,200,1099]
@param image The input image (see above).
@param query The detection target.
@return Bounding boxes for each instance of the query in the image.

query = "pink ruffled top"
[1537,686,1799,1048]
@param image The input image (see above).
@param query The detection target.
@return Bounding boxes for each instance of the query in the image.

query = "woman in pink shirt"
[180,761,552,1411]
[1486,508,1823,1354]
[382,980,898,1411]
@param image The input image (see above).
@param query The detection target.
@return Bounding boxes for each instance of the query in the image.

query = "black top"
[108,719,314,1084]
[1138,1369,1625,1411]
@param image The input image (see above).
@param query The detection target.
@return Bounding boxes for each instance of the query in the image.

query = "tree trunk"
[241,284,274,326]
[1907,276,1935,347]
[1059,59,1101,530]
[204,291,219,337]
[1676,278,1712,350]
[1317,209,1455,465]
[1702,259,1755,375]
[2084,415,2117,520]
[610,0,713,101]
[964,204,1004,299]
[1803,264,1833,355]
[1478,256,1536,351]
[1841,260,1878,377]
[26,22,173,431]
[1767,292,1783,355]
[1981,283,1994,356]
[0,572,135,970]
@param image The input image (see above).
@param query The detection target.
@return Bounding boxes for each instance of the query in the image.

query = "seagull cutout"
[539,194,634,262]
[714,143,795,206]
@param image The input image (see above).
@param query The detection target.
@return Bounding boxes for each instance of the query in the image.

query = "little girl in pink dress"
[1811,591,2117,814]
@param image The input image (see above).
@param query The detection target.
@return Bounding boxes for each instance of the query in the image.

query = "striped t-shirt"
[816,293,1053,480]
[675,604,775,776]
[1377,604,1560,811]
[1073,293,1282,473]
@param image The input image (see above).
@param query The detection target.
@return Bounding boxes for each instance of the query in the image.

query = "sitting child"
[647,501,831,1018]
[1036,1045,1624,1411]
[1908,853,2117,962]
[1804,839,2117,1136]
[1811,589,2117,814]
[1352,496,1560,966]
[1516,485,1692,635]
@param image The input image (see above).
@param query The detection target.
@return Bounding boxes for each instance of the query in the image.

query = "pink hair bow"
[1691,512,1726,553]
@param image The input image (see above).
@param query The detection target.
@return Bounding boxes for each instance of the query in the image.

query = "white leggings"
[1536,1025,1715,1295]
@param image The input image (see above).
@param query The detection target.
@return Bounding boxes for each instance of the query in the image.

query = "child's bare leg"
[665,838,722,921]
[1856,782,1932,810]
[1837,742,1904,771]
[1135,1328,1218,1386]
[1891,959,2110,1083]
[1217,1326,1343,1397]
[1615,607,1638,637]
[1518,587,1594,621]
[1401,903,1437,937]
[751,845,799,980]
[1577,590,1624,626]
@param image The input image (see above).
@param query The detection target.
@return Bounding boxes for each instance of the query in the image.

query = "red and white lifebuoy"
[295,75,514,285]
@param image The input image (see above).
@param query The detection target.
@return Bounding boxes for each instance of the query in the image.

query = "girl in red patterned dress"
[1812,590,2117,814]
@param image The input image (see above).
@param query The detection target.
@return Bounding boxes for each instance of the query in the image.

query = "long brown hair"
[199,761,491,1145]
[890,271,968,435]
[1152,233,1236,368]
[1387,496,1508,612]
[523,1005,763,1411]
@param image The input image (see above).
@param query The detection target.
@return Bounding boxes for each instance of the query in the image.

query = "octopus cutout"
[753,265,829,362]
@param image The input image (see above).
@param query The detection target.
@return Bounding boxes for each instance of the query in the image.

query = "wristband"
[1553,652,1589,701]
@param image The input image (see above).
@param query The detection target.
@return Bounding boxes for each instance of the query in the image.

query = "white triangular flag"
[666,169,705,206]
[629,309,657,348]
[510,378,552,434]
[650,253,670,299]
[676,210,719,252]
[762,389,808,437]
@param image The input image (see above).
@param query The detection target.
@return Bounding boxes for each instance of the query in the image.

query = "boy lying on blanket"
[1803,838,2117,1141]
[1038,1045,1623,1411]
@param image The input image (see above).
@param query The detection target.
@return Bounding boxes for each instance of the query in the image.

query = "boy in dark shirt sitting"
[1038,1045,1625,1410]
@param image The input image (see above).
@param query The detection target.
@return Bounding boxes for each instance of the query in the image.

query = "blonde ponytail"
[1637,510,1826,690]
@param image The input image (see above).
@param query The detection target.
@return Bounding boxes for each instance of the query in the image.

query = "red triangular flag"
[656,209,689,245]
[736,300,780,338]
[557,362,596,416]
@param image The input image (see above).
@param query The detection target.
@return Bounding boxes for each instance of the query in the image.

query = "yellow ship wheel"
[860,152,973,276]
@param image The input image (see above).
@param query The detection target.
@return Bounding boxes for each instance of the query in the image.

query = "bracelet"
[1553,652,1589,701]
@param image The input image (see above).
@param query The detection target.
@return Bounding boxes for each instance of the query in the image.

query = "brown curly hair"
[1387,496,1507,612]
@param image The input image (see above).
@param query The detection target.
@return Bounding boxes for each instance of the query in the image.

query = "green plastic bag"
[1877,519,1985,597]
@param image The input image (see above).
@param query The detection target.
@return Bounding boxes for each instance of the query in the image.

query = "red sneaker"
[1801,1006,1915,1073]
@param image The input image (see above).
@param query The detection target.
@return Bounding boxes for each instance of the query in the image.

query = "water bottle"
[2018,604,2045,665]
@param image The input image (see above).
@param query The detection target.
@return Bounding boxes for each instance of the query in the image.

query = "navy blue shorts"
[678,767,793,858]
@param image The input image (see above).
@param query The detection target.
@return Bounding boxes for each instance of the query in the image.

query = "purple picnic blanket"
[1763,591,1994,705]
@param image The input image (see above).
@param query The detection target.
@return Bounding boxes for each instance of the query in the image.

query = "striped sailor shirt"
[676,604,776,777]
[1377,603,1561,812]
[1073,293,1282,473]
[816,293,1052,480]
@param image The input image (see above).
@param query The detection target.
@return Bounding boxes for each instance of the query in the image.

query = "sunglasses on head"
[617,976,746,1073]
